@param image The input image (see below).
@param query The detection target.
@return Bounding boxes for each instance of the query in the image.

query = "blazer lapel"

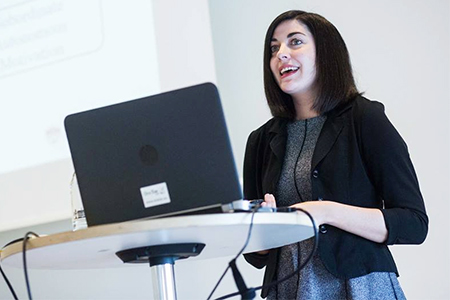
[311,117,344,170]
[269,133,287,161]
[266,119,287,193]
[268,118,288,160]
[311,102,352,170]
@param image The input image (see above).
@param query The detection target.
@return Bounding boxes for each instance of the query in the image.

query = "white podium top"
[1,212,313,270]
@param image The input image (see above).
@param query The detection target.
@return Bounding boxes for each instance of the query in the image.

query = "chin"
[280,86,298,95]
[279,83,312,98]
[278,81,298,93]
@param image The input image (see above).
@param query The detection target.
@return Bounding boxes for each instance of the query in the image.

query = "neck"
[295,109,319,120]
[292,94,319,120]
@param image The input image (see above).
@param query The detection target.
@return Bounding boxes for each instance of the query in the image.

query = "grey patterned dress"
[267,116,406,300]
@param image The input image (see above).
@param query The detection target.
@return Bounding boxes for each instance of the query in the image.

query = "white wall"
[1,0,449,299]
[0,0,161,231]
[209,0,450,299]
[1,1,263,299]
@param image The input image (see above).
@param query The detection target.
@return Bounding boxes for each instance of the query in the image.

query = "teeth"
[280,66,299,75]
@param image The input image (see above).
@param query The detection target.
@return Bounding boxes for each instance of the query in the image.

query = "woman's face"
[269,20,317,100]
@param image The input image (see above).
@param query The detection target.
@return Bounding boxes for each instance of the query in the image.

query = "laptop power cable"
[209,206,318,300]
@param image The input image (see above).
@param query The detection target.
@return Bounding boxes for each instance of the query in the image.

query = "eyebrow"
[271,31,306,42]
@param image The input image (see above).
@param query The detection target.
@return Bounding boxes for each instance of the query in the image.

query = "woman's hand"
[255,193,277,255]
[261,193,277,208]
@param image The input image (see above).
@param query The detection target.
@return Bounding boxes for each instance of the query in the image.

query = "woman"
[243,10,428,299]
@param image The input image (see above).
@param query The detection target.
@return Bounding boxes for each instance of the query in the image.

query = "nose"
[277,44,290,61]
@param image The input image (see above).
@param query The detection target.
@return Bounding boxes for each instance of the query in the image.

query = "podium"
[1,212,314,299]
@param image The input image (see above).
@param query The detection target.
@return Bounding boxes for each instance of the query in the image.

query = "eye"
[290,38,303,46]
[270,44,279,54]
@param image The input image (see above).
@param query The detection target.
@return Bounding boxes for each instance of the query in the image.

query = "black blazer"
[243,95,428,298]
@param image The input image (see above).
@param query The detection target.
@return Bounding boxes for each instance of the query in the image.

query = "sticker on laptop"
[140,182,171,208]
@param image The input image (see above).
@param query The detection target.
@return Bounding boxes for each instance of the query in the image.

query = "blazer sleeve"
[242,130,270,268]
[359,100,428,245]
[243,252,270,269]
[243,130,260,201]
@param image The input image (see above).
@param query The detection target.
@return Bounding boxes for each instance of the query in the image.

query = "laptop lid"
[64,82,243,226]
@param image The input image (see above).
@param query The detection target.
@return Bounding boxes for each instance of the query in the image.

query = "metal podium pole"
[151,263,177,300]
[116,243,205,300]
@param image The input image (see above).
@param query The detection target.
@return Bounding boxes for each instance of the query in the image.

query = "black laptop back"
[64,83,243,226]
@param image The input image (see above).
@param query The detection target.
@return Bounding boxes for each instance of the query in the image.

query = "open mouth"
[280,66,299,78]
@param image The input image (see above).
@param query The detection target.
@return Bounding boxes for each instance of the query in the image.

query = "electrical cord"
[23,231,39,300]
[206,205,260,300]
[212,206,318,300]
[0,255,19,300]
[293,119,308,203]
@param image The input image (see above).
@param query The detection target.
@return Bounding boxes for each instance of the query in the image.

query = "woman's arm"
[291,200,388,243]
[263,193,388,244]
[357,100,428,245]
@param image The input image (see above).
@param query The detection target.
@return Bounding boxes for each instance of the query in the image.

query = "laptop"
[64,82,252,227]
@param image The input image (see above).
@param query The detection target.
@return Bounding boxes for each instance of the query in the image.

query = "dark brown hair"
[264,10,359,119]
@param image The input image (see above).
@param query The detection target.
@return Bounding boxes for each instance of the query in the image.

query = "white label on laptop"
[140,182,171,208]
